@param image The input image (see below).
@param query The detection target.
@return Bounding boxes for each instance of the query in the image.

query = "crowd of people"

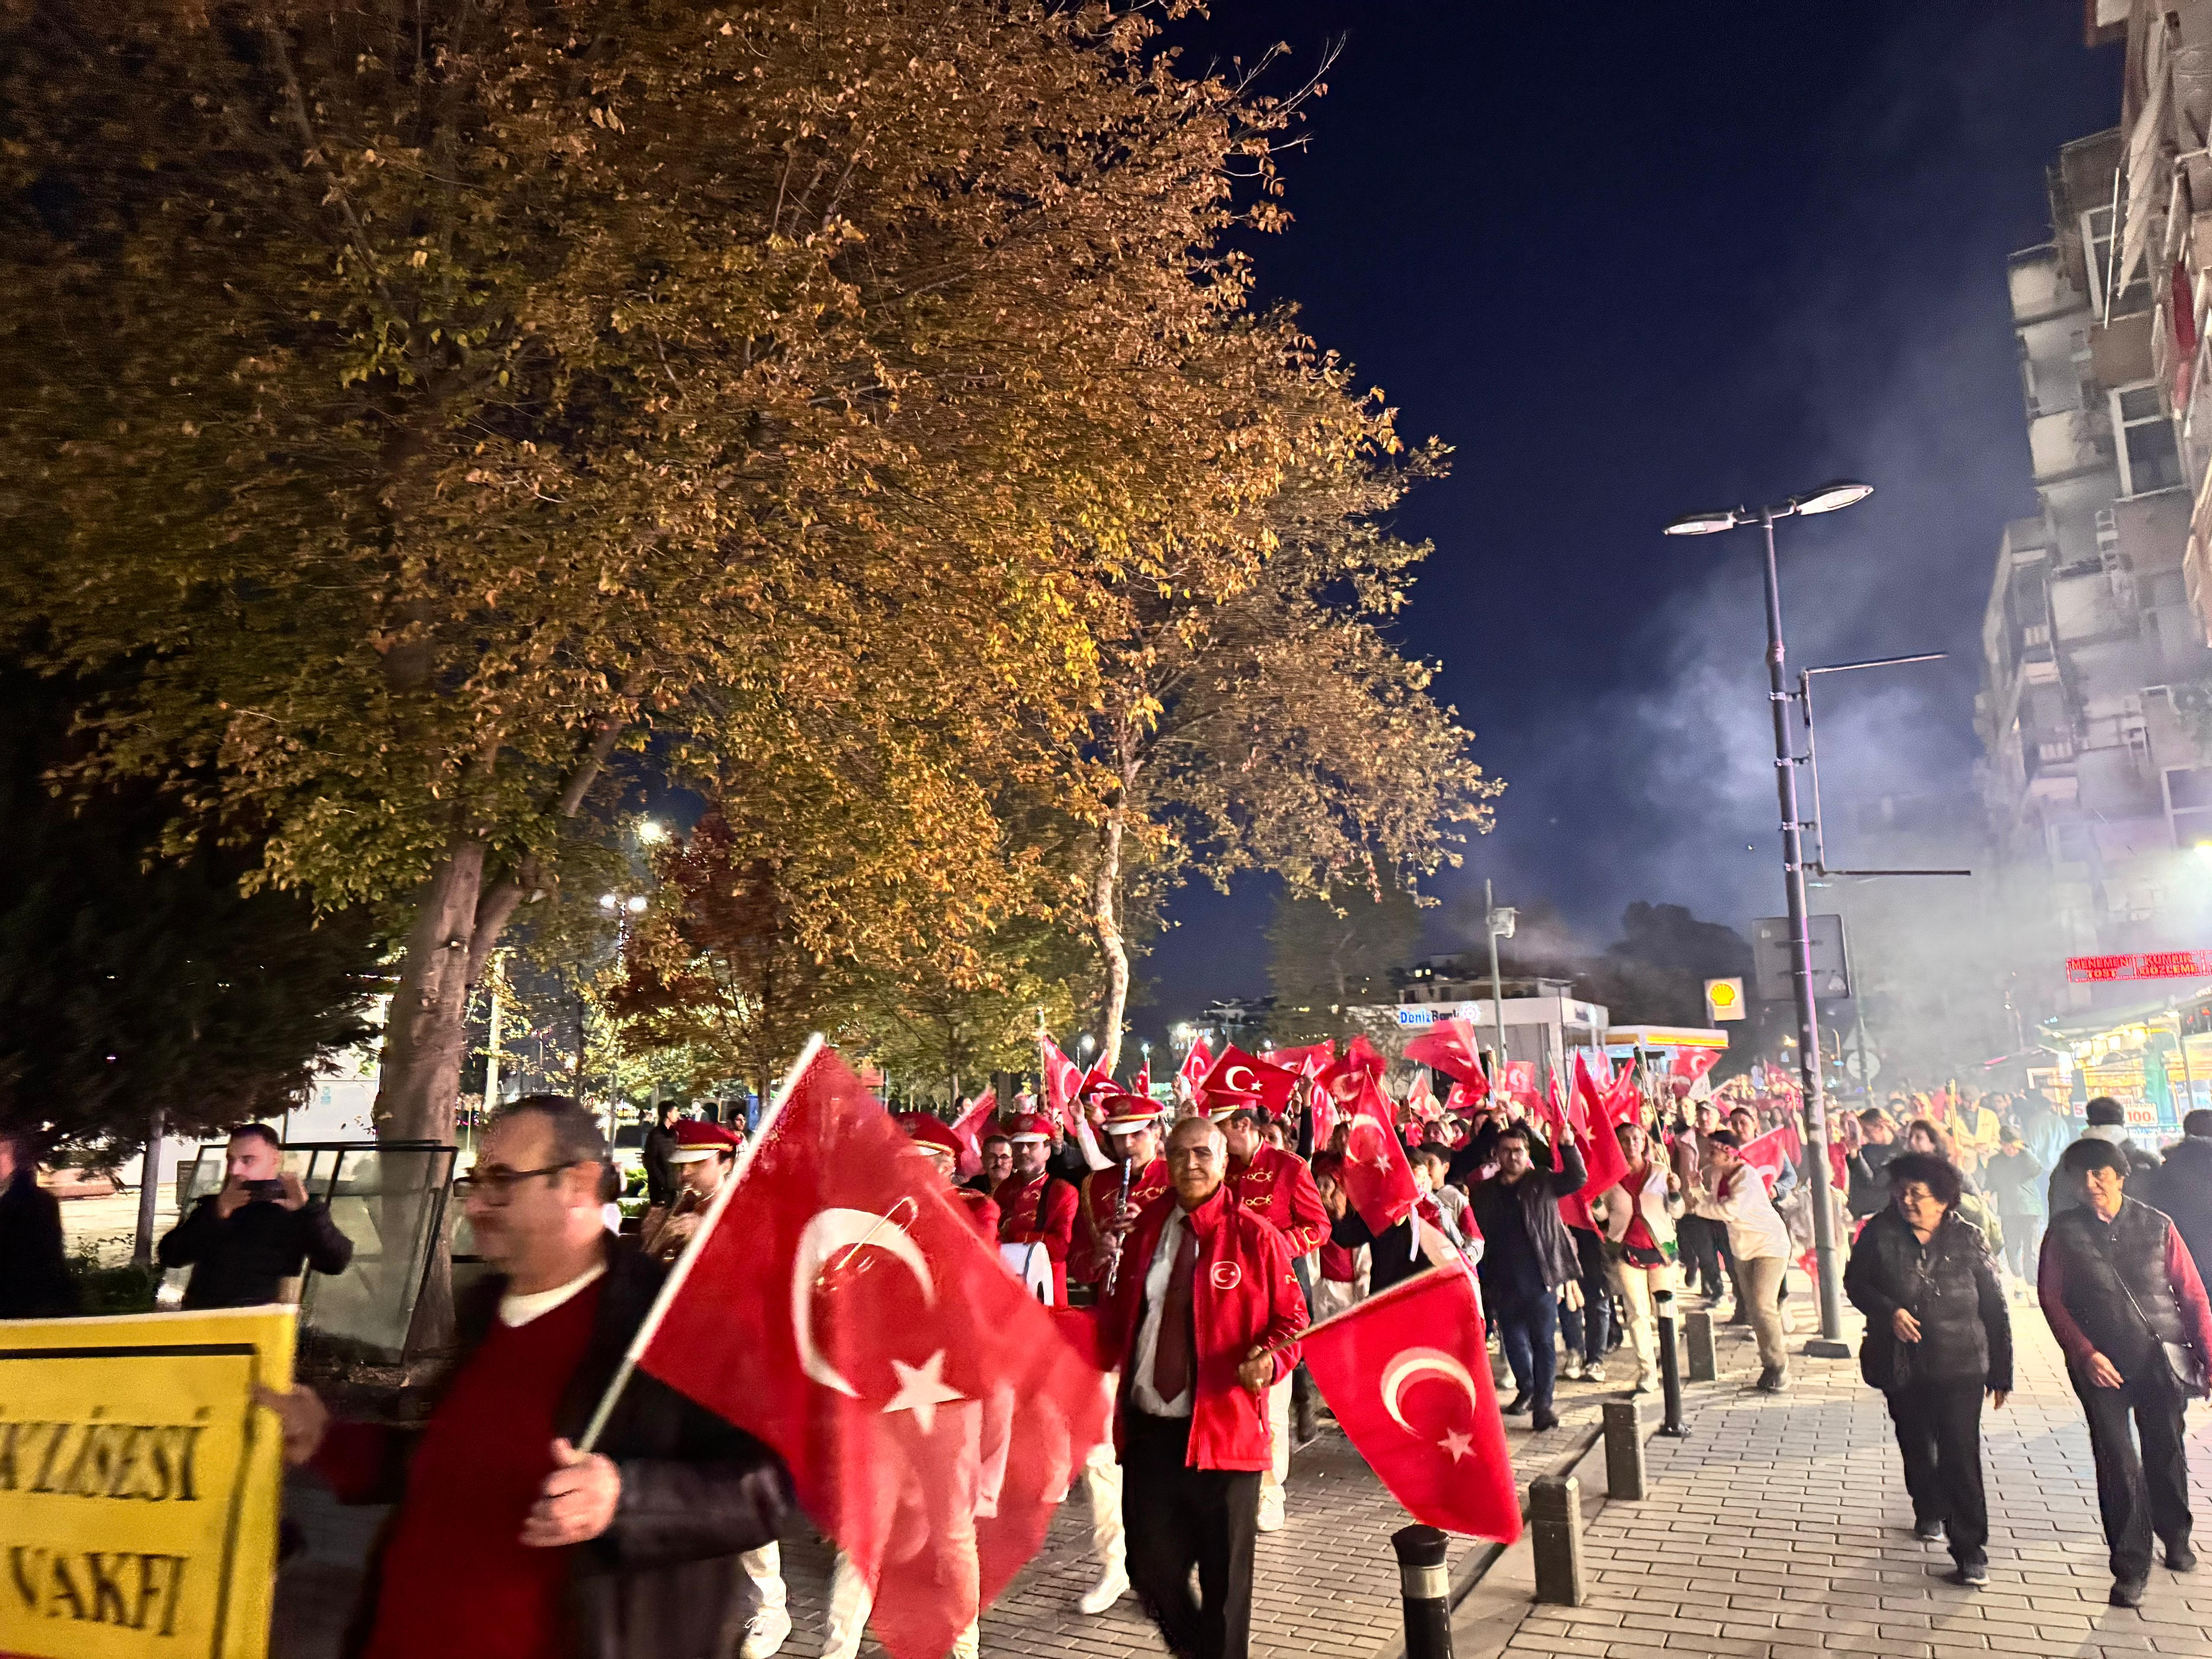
[8,1049,2208,1658]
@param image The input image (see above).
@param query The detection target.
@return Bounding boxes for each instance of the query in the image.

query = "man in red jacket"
[1217,1106,1327,1530]
[994,1111,1079,1303]
[1099,1115,1307,1659]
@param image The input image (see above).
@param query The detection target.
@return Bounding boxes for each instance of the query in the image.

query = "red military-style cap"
[1002,1112,1053,1144]
[896,1112,963,1158]
[668,1119,742,1163]
[1096,1093,1160,1135]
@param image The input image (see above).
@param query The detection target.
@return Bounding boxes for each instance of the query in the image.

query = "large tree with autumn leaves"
[1,0,1492,1174]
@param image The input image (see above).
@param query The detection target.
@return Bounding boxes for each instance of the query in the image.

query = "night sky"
[1135,2,2125,1043]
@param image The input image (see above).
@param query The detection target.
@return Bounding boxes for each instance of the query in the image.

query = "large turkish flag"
[638,1048,1109,1659]
[1301,1259,1521,1541]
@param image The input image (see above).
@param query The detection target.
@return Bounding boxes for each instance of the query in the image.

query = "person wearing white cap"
[992,1112,1079,1305]
[1074,1095,1171,1616]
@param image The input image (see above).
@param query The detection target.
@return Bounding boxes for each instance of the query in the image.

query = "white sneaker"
[1561,1356,1585,1381]
[1078,1567,1129,1616]
[1256,1487,1286,1532]
[1584,1361,1607,1383]
[741,1605,791,1659]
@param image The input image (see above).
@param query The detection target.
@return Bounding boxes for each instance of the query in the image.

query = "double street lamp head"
[1662,480,1873,537]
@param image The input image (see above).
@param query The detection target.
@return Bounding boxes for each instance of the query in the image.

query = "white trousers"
[1258,1373,1292,1523]
[1606,1256,1675,1383]
[741,1542,787,1614]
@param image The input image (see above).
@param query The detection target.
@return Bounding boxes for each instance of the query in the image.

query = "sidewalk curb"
[1363,1323,1777,1659]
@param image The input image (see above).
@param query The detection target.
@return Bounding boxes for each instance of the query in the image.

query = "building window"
[2113,382,2184,495]
[2166,765,2212,848]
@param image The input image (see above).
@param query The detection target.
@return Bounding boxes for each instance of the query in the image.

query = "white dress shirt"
[1129,1207,1196,1417]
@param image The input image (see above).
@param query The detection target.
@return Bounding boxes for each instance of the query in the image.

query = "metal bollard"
[1654,1290,1688,1437]
[1392,1523,1456,1659]
[1685,1307,1717,1383]
[1529,1474,1585,1605]
[1602,1399,1646,1500]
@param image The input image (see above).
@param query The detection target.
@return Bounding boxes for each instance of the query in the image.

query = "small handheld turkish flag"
[1671,1046,1721,1087]
[948,1088,998,1179]
[1269,1039,1336,1078]
[1568,1054,1632,1201]
[1403,1017,1487,1085]
[635,1046,1108,1659]
[1195,1043,1300,1116]
[1301,1259,1520,1541]
[1739,1120,1802,1191]
[1322,1063,1419,1233]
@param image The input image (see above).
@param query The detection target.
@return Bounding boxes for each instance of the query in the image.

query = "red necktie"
[1150,1221,1200,1402]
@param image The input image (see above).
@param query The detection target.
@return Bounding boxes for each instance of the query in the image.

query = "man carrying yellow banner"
[257,1094,791,1659]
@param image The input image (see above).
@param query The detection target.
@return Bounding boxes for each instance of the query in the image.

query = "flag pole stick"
[575,1032,826,1455]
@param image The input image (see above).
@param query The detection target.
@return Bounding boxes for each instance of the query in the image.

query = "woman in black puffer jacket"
[1843,1152,2013,1588]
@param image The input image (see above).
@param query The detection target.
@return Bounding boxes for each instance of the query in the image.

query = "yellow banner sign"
[0,1305,294,1659]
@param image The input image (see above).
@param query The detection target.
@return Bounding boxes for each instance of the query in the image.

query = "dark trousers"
[1679,1214,1728,1300]
[1999,1215,2041,1282]
[1123,1410,1261,1659]
[1497,1295,1560,1410]
[1885,1382,1990,1568]
[1558,1227,1612,1363]
[2074,1362,2193,1582]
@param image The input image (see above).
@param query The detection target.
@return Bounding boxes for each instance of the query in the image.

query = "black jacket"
[158,1192,355,1308]
[2043,1196,2195,1381]
[1845,1140,1899,1219]
[641,1124,679,1209]
[1845,1205,2012,1393]
[0,1170,76,1319]
[1468,1136,1586,1310]
[2147,1137,2212,1284]
[342,1243,791,1659]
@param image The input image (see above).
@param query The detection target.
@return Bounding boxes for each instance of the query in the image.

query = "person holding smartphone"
[158,1122,354,1308]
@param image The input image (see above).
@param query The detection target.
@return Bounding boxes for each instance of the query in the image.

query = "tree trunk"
[375,836,493,1354]
[1092,807,1128,1076]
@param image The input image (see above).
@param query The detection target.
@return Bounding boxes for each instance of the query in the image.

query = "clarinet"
[1099,1155,1138,1297]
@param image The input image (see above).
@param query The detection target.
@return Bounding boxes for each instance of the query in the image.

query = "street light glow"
[598,893,619,911]
[1663,508,1741,537]
[1794,479,1874,517]
[637,819,667,844]
[626,894,648,913]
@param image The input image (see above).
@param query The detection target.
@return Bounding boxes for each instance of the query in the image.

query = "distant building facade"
[1979,16,2212,1019]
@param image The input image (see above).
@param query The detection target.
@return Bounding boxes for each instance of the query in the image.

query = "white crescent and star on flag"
[792,1207,967,1433]
[1379,1346,1482,1462]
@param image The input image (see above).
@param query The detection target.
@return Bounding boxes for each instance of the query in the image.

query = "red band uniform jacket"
[1097,1185,1308,1470]
[1224,1144,1329,1257]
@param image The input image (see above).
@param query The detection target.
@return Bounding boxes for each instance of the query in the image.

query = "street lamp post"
[1665,480,1871,1356]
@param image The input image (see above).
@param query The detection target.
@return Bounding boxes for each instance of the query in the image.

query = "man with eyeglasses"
[255,1093,790,1659]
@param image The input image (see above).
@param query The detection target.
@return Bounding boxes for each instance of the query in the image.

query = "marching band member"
[1097,1116,1306,1659]
[639,1119,741,1265]
[1217,1106,1327,1531]
[1072,1095,1172,1616]
[993,1112,1079,1304]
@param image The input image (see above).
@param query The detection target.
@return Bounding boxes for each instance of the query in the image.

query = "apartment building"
[1978,94,2212,1015]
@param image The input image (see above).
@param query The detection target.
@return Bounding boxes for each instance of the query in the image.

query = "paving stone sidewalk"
[271,1343,1633,1657]
[1495,1294,2212,1659]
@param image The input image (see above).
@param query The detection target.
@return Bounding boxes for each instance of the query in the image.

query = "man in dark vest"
[2040,1138,2212,1607]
